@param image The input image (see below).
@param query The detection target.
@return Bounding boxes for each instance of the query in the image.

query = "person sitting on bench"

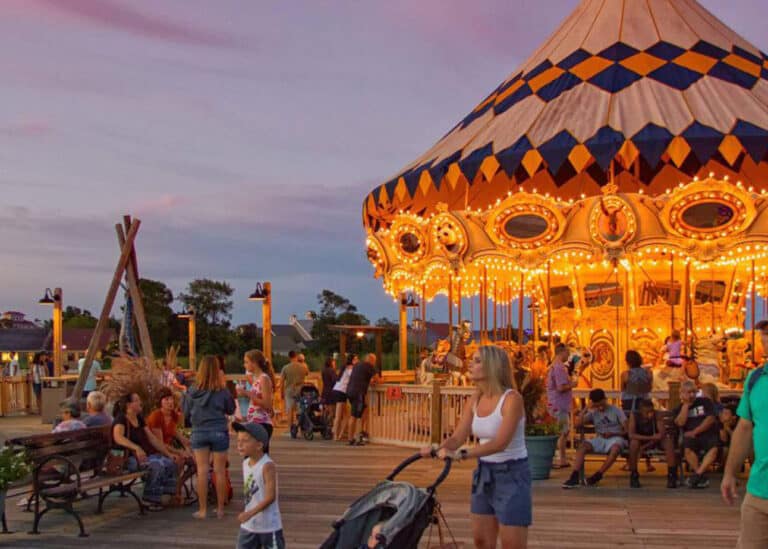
[674,380,719,489]
[628,398,677,488]
[563,388,627,488]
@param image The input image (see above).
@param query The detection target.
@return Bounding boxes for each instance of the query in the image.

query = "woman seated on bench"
[147,387,195,505]
[112,392,179,511]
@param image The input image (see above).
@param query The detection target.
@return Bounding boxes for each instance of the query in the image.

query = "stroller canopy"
[323,480,430,548]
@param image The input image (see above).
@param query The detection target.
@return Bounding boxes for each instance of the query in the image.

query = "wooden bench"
[5,425,145,537]
[577,410,684,481]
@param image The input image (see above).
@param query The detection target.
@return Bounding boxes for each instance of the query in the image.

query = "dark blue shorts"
[347,393,366,419]
[190,430,229,453]
[470,458,532,527]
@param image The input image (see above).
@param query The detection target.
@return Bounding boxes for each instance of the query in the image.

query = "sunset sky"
[1,0,765,326]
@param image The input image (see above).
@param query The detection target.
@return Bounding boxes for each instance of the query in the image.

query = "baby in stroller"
[290,384,333,440]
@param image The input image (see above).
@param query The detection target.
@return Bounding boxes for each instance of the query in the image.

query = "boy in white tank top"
[233,422,284,549]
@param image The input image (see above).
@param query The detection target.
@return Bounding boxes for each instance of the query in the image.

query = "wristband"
[459,448,469,461]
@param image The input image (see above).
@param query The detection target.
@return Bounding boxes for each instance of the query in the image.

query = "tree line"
[61,279,399,371]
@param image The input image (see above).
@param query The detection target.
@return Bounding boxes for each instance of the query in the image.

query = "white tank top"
[241,454,282,533]
[471,389,527,463]
[332,366,353,393]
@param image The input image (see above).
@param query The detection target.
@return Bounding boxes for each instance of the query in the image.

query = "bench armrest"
[34,454,82,493]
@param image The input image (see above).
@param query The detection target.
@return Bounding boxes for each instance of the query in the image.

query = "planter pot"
[525,435,558,480]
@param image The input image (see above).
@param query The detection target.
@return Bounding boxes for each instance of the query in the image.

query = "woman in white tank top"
[421,345,531,549]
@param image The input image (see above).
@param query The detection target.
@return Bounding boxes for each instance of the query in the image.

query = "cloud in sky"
[0,0,765,326]
[36,0,246,49]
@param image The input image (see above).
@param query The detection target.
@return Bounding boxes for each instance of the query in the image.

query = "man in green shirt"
[281,351,309,428]
[722,320,768,548]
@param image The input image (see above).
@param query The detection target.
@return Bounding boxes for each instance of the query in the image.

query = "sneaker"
[562,471,581,489]
[666,474,678,489]
[586,472,603,487]
[629,472,641,489]
[686,474,698,488]
[693,475,710,489]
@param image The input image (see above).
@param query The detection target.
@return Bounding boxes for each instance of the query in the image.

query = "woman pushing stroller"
[421,344,531,549]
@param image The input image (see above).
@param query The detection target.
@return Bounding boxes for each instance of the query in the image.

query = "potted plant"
[0,446,31,520]
[512,366,560,480]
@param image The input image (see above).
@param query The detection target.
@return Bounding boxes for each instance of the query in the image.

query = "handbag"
[105,420,131,475]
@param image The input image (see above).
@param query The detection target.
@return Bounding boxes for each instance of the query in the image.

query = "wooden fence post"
[668,380,681,410]
[430,379,442,444]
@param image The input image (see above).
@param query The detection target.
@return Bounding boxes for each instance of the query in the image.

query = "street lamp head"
[355,330,365,339]
[38,288,59,305]
[177,306,195,319]
[249,282,270,301]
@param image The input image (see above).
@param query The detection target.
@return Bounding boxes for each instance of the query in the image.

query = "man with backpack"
[722,320,768,548]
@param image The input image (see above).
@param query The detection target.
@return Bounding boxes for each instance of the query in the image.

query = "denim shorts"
[191,429,230,452]
[471,458,532,527]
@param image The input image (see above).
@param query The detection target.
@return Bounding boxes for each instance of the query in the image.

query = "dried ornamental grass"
[100,354,164,413]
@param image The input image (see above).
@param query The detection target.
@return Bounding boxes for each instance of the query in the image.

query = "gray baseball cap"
[232,422,270,451]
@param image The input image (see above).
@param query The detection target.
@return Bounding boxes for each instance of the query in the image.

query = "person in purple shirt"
[546,343,576,468]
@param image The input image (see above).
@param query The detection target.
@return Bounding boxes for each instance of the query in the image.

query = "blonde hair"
[86,390,107,412]
[196,355,225,391]
[477,345,513,396]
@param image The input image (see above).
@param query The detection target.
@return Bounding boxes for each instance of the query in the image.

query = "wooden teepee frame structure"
[73,215,154,398]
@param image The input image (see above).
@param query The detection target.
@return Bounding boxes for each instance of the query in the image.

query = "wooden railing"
[0,378,33,417]
[366,382,744,449]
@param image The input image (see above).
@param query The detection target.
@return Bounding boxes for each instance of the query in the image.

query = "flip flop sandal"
[551,462,571,469]
[142,501,163,512]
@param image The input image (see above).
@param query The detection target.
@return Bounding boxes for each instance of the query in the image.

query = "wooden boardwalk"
[0,416,741,548]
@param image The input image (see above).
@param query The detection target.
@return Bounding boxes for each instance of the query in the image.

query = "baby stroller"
[290,384,333,441]
[320,451,454,549]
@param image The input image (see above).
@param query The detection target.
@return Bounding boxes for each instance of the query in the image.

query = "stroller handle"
[386,451,452,494]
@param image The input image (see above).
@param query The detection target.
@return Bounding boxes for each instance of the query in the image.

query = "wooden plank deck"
[0,416,741,548]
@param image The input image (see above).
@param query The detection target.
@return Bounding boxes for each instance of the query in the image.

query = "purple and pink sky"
[1,0,765,326]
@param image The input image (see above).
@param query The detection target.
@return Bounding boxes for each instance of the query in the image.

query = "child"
[361,522,385,549]
[234,422,284,549]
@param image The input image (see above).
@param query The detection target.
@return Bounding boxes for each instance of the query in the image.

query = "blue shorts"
[470,458,532,527]
[190,430,230,453]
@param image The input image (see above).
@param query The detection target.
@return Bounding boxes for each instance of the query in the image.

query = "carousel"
[362,0,768,390]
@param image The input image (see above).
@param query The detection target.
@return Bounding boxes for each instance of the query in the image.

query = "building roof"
[0,328,48,352]
[58,328,116,352]
[364,0,768,230]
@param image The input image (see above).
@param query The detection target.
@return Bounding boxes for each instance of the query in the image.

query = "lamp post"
[39,288,63,376]
[249,282,272,364]
[177,307,196,371]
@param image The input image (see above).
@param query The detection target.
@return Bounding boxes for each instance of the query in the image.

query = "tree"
[178,279,234,326]
[63,306,97,328]
[375,317,397,353]
[178,279,235,355]
[138,278,175,356]
[311,290,368,356]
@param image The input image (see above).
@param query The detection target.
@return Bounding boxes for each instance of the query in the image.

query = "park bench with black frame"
[5,425,145,537]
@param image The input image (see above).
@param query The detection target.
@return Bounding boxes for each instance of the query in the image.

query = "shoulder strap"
[748,365,765,392]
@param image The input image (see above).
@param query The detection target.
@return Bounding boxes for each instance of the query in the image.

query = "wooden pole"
[53,288,63,376]
[116,223,154,362]
[421,284,427,351]
[683,261,690,349]
[188,314,197,371]
[263,282,272,364]
[339,332,347,366]
[74,219,141,399]
[399,299,408,372]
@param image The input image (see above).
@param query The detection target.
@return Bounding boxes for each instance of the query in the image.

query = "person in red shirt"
[147,387,193,504]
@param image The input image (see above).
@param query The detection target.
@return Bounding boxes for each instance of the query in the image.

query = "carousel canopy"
[363,0,768,232]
